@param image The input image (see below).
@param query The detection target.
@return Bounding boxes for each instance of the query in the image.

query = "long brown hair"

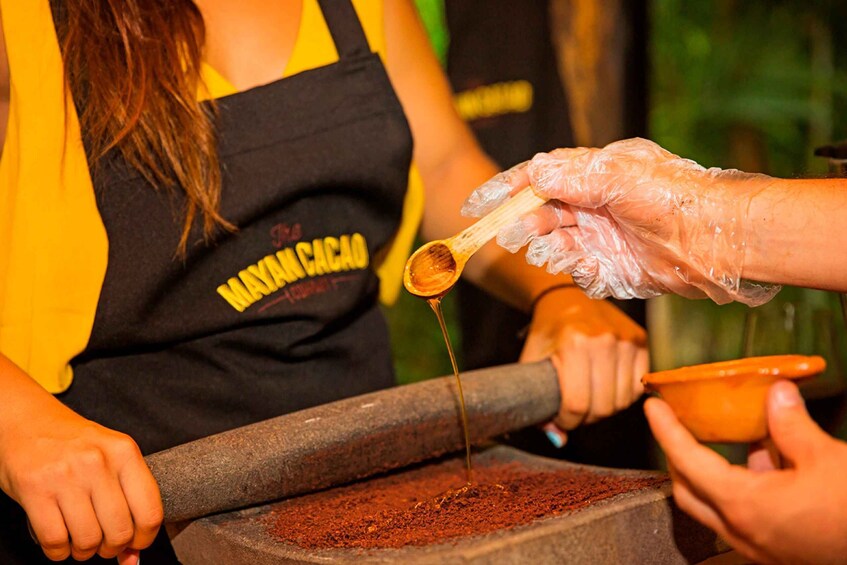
[55,0,234,253]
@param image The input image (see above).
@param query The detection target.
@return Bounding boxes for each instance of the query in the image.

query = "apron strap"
[317,0,372,59]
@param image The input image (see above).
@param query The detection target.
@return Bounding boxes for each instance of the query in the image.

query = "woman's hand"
[463,138,780,306]
[645,380,847,564]
[521,286,648,443]
[0,396,162,563]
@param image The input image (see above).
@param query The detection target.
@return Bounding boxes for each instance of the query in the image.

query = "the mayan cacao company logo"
[454,80,533,122]
[216,233,369,312]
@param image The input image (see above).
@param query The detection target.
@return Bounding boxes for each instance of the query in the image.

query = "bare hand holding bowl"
[642,354,826,443]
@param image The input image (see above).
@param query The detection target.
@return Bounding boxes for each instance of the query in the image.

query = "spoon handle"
[449,187,548,258]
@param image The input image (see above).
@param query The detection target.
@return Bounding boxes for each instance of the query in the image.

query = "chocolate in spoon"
[404,187,547,298]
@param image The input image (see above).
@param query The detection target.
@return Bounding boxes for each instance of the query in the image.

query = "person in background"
[465,137,847,563]
[0,2,647,563]
[416,0,652,467]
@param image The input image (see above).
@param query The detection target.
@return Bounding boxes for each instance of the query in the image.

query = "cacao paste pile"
[267,457,665,549]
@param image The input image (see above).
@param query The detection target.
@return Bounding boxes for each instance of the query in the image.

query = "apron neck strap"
[317,0,371,59]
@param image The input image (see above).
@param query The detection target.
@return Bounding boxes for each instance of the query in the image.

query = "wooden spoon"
[404,187,548,298]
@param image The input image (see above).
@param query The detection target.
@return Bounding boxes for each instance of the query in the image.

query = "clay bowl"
[642,354,826,443]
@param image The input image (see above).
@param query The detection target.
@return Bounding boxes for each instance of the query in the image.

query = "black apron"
[0,2,412,562]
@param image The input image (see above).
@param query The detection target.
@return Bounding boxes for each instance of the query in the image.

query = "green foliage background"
[653,1,847,175]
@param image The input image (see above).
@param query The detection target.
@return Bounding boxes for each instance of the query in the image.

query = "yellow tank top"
[0,0,423,393]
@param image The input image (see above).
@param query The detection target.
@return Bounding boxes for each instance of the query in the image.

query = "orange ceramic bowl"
[642,355,826,443]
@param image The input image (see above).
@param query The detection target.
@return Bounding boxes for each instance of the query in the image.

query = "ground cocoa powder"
[266,457,665,550]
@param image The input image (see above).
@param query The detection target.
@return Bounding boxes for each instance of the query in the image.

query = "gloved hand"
[462,138,780,306]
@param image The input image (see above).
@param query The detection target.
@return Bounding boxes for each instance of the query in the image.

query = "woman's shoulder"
[351,0,386,56]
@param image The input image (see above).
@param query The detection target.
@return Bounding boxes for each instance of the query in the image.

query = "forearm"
[0,354,68,447]
[465,242,577,312]
[743,178,847,291]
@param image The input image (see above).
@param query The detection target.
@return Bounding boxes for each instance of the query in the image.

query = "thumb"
[767,380,827,467]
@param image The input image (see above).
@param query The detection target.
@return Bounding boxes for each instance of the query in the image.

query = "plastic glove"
[462,138,780,306]
[646,381,847,564]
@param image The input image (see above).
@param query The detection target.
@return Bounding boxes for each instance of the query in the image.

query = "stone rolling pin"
[144,360,560,522]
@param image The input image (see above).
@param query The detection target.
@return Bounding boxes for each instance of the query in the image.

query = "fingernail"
[771,381,803,408]
[545,428,565,449]
[541,422,568,449]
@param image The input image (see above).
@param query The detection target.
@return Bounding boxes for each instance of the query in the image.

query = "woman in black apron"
[0,1,649,563]
[2,1,409,562]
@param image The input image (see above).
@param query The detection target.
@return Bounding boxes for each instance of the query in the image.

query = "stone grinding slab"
[168,446,729,564]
